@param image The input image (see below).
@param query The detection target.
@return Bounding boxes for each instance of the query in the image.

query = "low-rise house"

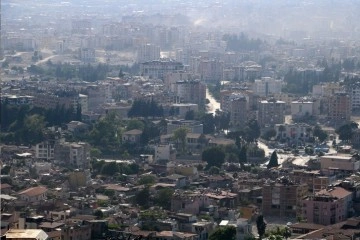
[0,183,12,194]
[320,154,360,175]
[4,229,48,240]
[18,186,47,203]
[122,129,143,144]
[161,174,188,188]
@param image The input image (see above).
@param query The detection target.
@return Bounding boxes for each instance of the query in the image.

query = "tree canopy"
[256,215,267,239]
[267,151,279,169]
[209,226,236,240]
[128,99,164,118]
[202,146,226,169]
[336,122,358,142]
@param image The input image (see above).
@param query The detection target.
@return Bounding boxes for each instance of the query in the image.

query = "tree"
[202,146,226,169]
[267,151,279,169]
[93,209,104,219]
[135,187,150,208]
[238,145,247,163]
[208,166,221,175]
[126,119,145,131]
[336,122,358,142]
[256,215,267,239]
[313,125,328,142]
[138,175,156,185]
[173,127,188,153]
[209,226,236,240]
[278,125,286,140]
[262,129,277,141]
[154,188,174,210]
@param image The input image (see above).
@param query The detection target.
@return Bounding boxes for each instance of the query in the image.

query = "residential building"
[320,155,360,175]
[328,92,351,123]
[229,95,248,128]
[140,59,184,79]
[257,99,285,127]
[137,43,160,63]
[301,187,353,225]
[167,120,203,134]
[18,186,47,203]
[173,80,206,107]
[79,48,95,63]
[54,141,90,169]
[291,101,314,119]
[155,144,175,162]
[35,141,55,161]
[253,77,283,97]
[122,129,143,144]
[169,103,199,118]
[289,170,330,193]
[197,59,224,82]
[4,229,48,240]
[262,179,308,218]
[274,123,312,143]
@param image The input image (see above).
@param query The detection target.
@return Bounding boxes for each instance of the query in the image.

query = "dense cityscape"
[1,0,360,239]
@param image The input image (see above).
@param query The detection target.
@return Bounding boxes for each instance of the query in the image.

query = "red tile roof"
[18,186,47,197]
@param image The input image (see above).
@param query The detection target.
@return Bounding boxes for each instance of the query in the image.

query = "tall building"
[328,92,351,123]
[137,43,160,63]
[174,80,206,107]
[258,99,285,127]
[229,95,248,128]
[262,179,308,218]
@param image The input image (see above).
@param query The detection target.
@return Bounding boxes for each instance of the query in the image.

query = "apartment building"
[301,187,353,225]
[229,95,248,128]
[257,99,285,127]
[54,141,90,169]
[320,155,360,175]
[262,179,308,218]
[289,170,330,193]
[173,80,206,107]
[328,92,351,123]
[140,59,184,79]
[137,43,160,63]
[253,77,283,97]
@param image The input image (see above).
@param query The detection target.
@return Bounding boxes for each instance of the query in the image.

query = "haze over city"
[1,1,360,240]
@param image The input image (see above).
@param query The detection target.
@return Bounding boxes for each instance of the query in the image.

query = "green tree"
[336,122,358,142]
[126,119,145,131]
[313,125,328,142]
[101,162,119,176]
[154,188,174,210]
[267,151,279,169]
[208,166,221,175]
[138,175,156,185]
[256,215,267,239]
[173,127,189,153]
[209,226,236,240]
[94,209,104,219]
[262,129,277,141]
[202,146,226,169]
[238,145,247,163]
[135,187,150,208]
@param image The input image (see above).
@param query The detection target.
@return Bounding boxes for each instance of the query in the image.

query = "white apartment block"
[155,144,172,161]
[291,101,314,119]
[35,141,55,160]
[137,43,160,63]
[349,86,360,111]
[253,77,283,97]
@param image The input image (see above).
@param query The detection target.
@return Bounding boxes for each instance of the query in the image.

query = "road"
[206,88,220,114]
